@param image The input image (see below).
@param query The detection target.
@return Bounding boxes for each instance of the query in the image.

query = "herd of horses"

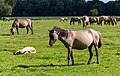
[1,16,119,65]
[1,16,118,35]
[62,16,119,28]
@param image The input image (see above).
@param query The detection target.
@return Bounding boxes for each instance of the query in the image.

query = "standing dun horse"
[10,18,33,35]
[49,26,102,65]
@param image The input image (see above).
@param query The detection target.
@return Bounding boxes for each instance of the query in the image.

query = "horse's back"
[14,18,32,27]
[72,29,100,49]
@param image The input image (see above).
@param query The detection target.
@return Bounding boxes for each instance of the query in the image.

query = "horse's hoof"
[97,62,99,64]
[87,62,90,65]
[72,63,74,65]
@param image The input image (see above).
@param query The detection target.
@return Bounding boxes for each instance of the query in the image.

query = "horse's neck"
[58,30,73,47]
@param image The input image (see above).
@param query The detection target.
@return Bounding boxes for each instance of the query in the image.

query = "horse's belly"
[72,42,88,50]
[19,26,25,28]
[19,22,28,28]
[72,38,92,50]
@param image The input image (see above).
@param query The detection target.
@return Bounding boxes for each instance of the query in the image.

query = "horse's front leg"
[83,22,85,28]
[68,47,74,65]
[68,48,71,66]
[71,51,74,65]
[73,21,74,25]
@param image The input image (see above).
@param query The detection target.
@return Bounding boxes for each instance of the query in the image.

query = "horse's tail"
[31,21,33,28]
[30,20,34,34]
[98,32,102,48]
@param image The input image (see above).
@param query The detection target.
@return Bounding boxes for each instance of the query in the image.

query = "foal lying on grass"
[13,46,36,55]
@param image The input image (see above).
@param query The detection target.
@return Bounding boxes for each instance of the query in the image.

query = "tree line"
[1,0,120,16]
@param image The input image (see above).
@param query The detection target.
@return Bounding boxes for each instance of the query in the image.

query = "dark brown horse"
[70,17,81,25]
[10,18,33,35]
[49,26,102,65]
[89,17,98,25]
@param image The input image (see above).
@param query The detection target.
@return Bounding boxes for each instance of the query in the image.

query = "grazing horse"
[10,18,33,35]
[70,17,81,25]
[49,26,102,65]
[89,17,98,25]
[81,16,89,28]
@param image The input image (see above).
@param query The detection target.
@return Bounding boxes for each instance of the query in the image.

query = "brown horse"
[70,17,81,25]
[10,18,33,35]
[89,17,98,25]
[49,26,102,65]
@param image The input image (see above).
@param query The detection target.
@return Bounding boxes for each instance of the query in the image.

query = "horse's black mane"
[52,26,70,38]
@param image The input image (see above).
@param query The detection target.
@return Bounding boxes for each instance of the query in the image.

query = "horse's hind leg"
[94,45,99,64]
[28,25,33,34]
[16,27,19,34]
[30,27,33,34]
[87,44,93,64]
[26,26,29,34]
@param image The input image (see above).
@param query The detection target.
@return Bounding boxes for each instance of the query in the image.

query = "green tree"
[90,8,98,16]
[36,0,50,16]
[76,0,86,15]
[56,0,64,15]
[113,1,120,15]
[86,0,105,15]
[5,0,17,7]
[0,0,12,16]
[63,0,74,15]
[105,1,115,15]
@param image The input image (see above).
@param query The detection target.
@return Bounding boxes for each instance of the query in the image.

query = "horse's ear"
[54,26,61,30]
[54,26,57,28]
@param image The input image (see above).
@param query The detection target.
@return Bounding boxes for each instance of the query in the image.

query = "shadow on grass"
[16,63,85,68]
[0,34,11,36]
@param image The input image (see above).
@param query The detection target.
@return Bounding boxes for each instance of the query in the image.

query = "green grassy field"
[0,18,120,76]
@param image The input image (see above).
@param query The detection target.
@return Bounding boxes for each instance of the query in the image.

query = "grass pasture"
[0,17,120,76]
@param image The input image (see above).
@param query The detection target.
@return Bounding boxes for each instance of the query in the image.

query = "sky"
[86,0,115,3]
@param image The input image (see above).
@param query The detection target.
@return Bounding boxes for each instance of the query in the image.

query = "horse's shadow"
[15,63,85,68]
[0,34,11,36]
